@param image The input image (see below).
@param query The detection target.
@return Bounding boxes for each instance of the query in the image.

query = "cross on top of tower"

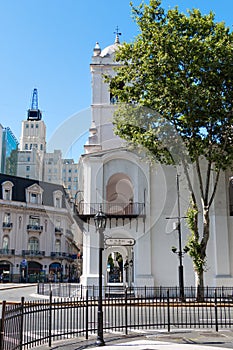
[114,26,121,44]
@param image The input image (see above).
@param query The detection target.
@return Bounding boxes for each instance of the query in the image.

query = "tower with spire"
[84,31,123,154]
[17,89,46,180]
[79,32,154,289]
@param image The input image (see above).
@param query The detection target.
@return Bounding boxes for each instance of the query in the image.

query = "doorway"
[107,252,123,283]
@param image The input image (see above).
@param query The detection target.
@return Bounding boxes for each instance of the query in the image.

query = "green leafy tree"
[107,0,233,294]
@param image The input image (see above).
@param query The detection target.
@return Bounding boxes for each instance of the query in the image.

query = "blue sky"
[0,0,232,161]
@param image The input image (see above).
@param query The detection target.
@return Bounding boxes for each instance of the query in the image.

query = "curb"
[0,283,37,291]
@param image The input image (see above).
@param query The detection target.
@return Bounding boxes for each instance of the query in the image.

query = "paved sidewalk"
[1,284,233,349]
[34,329,233,349]
[0,283,37,290]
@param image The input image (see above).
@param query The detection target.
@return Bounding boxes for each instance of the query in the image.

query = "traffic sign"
[21,259,28,267]
[105,238,135,246]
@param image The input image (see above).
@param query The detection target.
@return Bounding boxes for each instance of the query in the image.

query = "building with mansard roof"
[0,173,82,282]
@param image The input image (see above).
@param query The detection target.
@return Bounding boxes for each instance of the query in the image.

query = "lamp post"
[171,174,189,301]
[94,205,107,347]
[167,174,189,301]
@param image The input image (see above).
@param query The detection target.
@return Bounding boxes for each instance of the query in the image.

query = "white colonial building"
[77,34,233,289]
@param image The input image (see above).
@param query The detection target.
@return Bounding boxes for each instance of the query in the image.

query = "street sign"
[20,259,28,267]
[105,238,135,246]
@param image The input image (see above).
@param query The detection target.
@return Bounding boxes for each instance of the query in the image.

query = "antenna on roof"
[27,88,42,121]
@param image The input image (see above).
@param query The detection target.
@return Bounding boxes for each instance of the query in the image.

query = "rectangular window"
[26,124,29,128]
[4,190,10,200]
[27,157,30,162]
[4,212,10,223]
[56,218,61,228]
[25,144,28,150]
[55,197,61,208]
[29,215,40,226]
[26,166,30,171]
[36,124,39,128]
[30,193,38,204]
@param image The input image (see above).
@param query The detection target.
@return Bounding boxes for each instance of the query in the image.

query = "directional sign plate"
[105,238,135,246]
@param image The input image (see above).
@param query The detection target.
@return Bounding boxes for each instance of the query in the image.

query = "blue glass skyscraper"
[1,127,19,175]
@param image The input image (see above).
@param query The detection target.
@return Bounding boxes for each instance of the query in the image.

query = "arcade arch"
[104,244,134,286]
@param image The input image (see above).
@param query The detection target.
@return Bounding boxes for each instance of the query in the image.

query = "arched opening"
[106,173,134,214]
[27,261,44,282]
[28,236,39,252]
[49,262,63,282]
[0,260,12,282]
[2,235,9,252]
[107,252,123,283]
[105,246,134,288]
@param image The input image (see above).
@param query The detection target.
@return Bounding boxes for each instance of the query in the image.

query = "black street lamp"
[167,174,189,301]
[94,205,107,347]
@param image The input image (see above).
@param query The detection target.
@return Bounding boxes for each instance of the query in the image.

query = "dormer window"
[2,181,14,201]
[26,184,43,205]
[30,193,38,204]
[53,190,63,208]
[5,190,10,200]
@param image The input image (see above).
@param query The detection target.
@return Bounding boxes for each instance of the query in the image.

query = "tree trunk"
[196,269,204,301]
[196,207,210,301]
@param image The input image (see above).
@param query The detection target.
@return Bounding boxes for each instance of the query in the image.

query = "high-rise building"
[17,89,46,180]
[17,89,79,198]
[1,126,19,176]
[62,159,79,194]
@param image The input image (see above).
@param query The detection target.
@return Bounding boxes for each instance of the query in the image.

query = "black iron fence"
[1,287,233,349]
[37,283,233,300]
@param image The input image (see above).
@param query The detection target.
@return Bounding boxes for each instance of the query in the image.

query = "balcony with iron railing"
[27,224,43,233]
[2,222,13,230]
[50,252,77,260]
[76,202,145,221]
[22,250,45,258]
[0,248,15,256]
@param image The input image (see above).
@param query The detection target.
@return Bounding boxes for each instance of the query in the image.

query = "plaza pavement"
[1,284,233,349]
[34,329,233,349]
